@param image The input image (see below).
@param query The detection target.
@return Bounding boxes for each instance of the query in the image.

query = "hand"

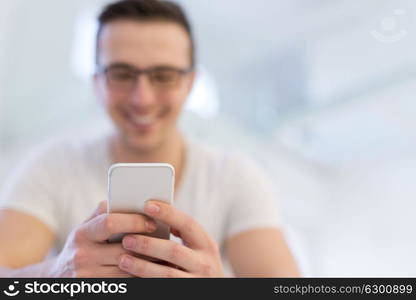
[50,201,158,277]
[118,200,224,277]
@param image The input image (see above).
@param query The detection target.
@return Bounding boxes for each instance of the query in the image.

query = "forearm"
[0,257,57,277]
[226,228,302,277]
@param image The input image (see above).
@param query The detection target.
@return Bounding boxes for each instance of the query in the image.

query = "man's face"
[95,20,195,153]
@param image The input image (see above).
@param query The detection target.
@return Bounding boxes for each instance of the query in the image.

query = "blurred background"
[1,0,416,276]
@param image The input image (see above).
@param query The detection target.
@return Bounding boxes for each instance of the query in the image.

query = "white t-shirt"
[0,134,280,276]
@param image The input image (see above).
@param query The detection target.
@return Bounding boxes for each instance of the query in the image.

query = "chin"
[112,111,177,154]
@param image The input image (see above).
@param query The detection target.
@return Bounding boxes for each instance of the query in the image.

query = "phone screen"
[107,163,175,243]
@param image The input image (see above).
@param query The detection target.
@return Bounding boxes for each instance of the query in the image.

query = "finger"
[68,243,129,268]
[121,234,200,272]
[118,254,192,278]
[93,243,131,266]
[144,200,211,250]
[82,213,157,242]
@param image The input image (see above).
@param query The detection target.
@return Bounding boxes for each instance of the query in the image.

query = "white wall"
[0,0,14,121]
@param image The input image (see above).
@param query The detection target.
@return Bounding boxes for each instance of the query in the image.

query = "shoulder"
[11,134,107,179]
[187,139,272,185]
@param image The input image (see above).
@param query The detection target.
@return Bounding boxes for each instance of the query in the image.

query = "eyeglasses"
[97,63,193,92]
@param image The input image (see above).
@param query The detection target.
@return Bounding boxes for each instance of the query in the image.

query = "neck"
[109,130,186,189]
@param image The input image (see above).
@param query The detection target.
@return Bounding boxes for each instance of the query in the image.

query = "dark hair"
[96,0,195,67]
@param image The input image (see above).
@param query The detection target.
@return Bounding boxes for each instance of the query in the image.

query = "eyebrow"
[99,62,194,73]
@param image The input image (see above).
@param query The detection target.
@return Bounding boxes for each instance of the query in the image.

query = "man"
[0,0,299,277]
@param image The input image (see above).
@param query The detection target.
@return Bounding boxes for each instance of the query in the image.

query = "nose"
[129,75,156,108]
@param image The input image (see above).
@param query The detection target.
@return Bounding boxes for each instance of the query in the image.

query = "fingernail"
[123,236,136,249]
[145,220,157,232]
[145,203,160,215]
[120,255,133,269]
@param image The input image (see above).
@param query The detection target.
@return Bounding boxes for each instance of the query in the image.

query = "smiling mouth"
[124,111,159,132]
[132,115,156,126]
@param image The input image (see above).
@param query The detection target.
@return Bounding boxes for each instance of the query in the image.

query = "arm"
[0,202,156,277]
[0,209,55,276]
[225,227,300,277]
[0,258,57,277]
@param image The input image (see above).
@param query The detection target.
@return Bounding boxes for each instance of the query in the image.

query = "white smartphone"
[107,163,175,243]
